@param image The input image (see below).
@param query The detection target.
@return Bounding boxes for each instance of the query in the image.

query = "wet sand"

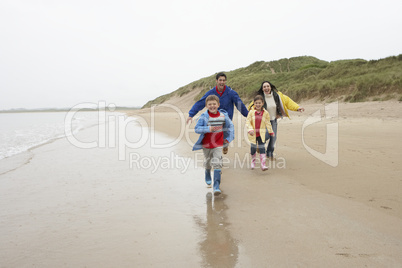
[1,99,402,267]
[128,98,402,267]
[0,115,208,266]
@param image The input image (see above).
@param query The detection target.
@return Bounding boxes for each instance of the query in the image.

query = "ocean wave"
[0,111,100,160]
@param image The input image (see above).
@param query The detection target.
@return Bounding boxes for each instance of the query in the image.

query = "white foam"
[0,111,100,160]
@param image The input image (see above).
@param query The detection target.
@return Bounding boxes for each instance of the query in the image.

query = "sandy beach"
[128,96,402,267]
[1,97,402,267]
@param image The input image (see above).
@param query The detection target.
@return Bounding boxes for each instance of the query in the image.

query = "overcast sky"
[0,0,401,109]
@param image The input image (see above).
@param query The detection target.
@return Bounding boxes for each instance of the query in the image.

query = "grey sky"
[1,0,401,109]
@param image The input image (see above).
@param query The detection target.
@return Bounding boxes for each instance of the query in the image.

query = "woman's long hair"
[255,81,282,116]
[256,81,277,96]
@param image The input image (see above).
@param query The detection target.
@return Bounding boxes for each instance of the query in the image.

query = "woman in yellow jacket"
[246,95,275,171]
[250,81,305,161]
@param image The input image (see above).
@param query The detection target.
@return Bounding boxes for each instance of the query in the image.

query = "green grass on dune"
[142,54,402,108]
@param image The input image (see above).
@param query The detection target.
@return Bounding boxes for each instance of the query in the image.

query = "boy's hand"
[270,132,275,137]
[248,130,255,136]
[186,117,193,124]
[210,126,223,132]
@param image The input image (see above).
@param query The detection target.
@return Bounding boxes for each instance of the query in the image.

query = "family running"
[188,72,305,195]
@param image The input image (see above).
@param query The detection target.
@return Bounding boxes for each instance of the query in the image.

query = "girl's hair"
[254,95,264,103]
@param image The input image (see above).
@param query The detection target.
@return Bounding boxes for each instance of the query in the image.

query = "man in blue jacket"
[186,72,249,153]
[187,72,249,122]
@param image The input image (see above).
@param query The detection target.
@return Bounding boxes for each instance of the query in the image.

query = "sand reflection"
[195,192,239,267]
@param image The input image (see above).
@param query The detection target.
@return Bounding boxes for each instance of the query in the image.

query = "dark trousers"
[250,136,266,155]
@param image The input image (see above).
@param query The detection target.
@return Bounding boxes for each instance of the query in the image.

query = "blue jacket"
[192,109,235,151]
[189,86,249,120]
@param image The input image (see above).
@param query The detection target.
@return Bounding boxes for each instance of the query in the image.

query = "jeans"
[250,136,266,155]
[265,119,278,158]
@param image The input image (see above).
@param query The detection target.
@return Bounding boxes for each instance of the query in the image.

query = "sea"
[0,111,103,160]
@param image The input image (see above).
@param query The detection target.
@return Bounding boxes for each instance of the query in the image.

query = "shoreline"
[0,117,208,267]
[0,100,401,266]
[127,100,402,219]
[0,111,125,173]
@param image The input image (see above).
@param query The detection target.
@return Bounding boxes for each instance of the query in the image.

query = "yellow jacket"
[248,91,300,119]
[246,108,274,144]
[277,91,300,118]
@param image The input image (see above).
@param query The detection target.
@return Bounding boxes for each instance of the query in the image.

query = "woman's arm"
[281,93,300,112]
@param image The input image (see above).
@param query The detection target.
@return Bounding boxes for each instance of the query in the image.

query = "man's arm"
[232,90,249,117]
[187,90,211,124]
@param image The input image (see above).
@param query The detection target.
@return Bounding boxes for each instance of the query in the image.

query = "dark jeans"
[265,119,278,158]
[250,136,266,155]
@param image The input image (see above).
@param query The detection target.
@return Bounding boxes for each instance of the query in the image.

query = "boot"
[213,169,222,195]
[205,169,212,186]
[260,154,268,171]
[251,154,256,169]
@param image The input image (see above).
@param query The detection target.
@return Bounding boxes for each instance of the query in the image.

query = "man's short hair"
[216,72,227,80]
[205,95,220,105]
